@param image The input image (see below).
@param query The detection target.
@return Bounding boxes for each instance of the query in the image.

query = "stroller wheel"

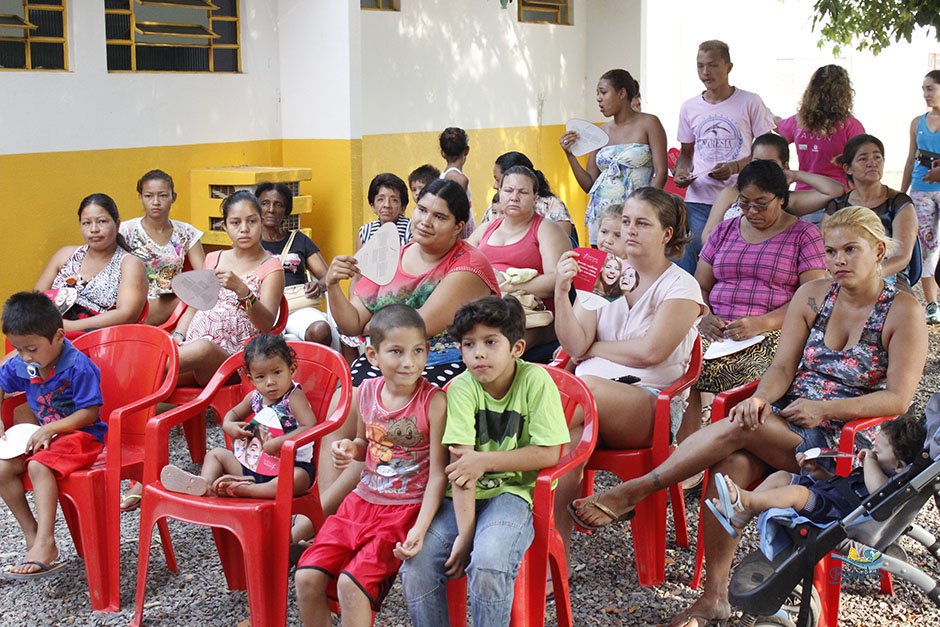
[745,584,820,627]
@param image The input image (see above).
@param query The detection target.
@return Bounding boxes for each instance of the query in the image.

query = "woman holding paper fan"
[171,191,285,386]
[559,69,667,245]
[687,161,827,447]
[326,178,499,388]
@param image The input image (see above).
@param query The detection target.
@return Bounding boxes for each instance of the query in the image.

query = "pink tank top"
[477,214,552,310]
[354,376,439,505]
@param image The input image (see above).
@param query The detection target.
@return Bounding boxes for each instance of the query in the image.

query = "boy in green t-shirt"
[400,295,570,626]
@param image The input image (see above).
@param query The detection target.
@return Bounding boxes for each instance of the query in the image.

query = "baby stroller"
[727,392,940,627]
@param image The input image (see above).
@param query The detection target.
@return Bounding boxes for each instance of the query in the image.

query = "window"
[518,0,569,25]
[360,0,398,10]
[930,53,940,72]
[104,0,239,72]
[0,0,67,70]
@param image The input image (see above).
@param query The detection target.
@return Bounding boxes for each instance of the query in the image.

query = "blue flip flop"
[706,472,747,539]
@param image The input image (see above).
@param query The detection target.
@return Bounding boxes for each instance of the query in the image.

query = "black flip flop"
[2,560,65,580]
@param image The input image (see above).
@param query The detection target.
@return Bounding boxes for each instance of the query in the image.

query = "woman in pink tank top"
[467,165,571,360]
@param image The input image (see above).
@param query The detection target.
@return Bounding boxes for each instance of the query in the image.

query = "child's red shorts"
[297,492,421,610]
[26,431,104,479]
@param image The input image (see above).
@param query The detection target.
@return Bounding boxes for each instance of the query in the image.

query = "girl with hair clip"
[901,69,940,324]
[121,169,206,325]
[439,127,476,237]
[560,69,668,245]
[35,193,148,333]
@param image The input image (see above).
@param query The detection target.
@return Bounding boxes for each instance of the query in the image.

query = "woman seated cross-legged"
[552,186,705,548]
[568,206,927,627]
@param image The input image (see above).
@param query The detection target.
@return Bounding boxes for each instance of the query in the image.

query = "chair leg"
[446,577,468,626]
[157,518,178,571]
[880,570,894,595]
[212,527,248,591]
[814,555,841,627]
[132,506,160,626]
[630,489,668,587]
[241,530,290,627]
[60,488,120,612]
[548,534,573,627]
[181,412,206,464]
[690,470,711,590]
[671,483,689,548]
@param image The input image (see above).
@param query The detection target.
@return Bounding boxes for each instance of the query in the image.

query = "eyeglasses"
[737,196,777,212]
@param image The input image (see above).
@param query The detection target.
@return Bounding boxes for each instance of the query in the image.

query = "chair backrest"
[72,325,179,436]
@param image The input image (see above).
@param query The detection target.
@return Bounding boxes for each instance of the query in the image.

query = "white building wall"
[278,0,361,140]
[358,0,592,134]
[0,0,284,155]
[584,0,643,120]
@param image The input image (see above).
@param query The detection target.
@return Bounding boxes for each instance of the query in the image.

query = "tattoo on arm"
[651,470,664,490]
[808,297,819,314]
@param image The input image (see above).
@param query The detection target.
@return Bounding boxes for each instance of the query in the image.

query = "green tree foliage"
[811,0,940,54]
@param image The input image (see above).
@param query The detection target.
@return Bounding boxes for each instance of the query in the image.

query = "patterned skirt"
[694,329,781,393]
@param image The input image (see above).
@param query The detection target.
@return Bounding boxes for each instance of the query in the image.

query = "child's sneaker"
[927,302,940,325]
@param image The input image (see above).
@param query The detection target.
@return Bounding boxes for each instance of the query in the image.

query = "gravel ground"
[2,324,940,626]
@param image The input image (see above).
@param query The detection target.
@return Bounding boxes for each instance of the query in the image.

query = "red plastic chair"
[131,341,351,627]
[558,335,701,587]
[689,379,895,626]
[160,295,289,463]
[3,300,150,349]
[444,365,598,627]
[664,147,688,199]
[0,325,178,611]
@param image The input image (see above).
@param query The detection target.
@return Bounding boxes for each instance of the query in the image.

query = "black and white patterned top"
[51,245,127,314]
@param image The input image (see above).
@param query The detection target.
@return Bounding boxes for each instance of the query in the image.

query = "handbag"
[279,230,322,313]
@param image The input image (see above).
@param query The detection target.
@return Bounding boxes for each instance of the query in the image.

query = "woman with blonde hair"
[777,64,865,224]
[569,205,927,627]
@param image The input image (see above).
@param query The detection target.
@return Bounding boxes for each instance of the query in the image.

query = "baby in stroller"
[706,415,925,538]
[724,395,940,627]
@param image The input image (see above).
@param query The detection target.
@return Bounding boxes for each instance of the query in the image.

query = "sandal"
[212,475,255,497]
[160,465,209,497]
[567,496,635,531]
[704,472,750,538]
[119,492,142,512]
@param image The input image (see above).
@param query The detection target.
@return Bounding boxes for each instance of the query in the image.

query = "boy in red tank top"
[294,304,447,626]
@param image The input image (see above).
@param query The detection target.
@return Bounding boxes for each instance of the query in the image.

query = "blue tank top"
[912,114,940,192]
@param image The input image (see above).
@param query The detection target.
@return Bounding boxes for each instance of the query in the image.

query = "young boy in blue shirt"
[0,292,105,578]
[401,295,570,626]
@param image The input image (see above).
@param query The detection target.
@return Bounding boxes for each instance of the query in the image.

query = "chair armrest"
[1,393,27,429]
[158,301,188,332]
[549,349,570,369]
[836,415,897,476]
[711,380,760,421]
[141,351,245,485]
[275,370,353,505]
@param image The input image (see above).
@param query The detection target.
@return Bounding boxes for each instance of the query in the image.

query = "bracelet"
[237,290,258,310]
[171,331,185,341]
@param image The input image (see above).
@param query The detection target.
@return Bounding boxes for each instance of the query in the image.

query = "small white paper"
[703,335,766,360]
[565,118,610,157]
[172,270,221,310]
[802,447,854,460]
[357,222,400,286]
[0,424,41,459]
[251,406,281,430]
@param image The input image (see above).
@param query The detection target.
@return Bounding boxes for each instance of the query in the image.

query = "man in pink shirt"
[673,40,777,274]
